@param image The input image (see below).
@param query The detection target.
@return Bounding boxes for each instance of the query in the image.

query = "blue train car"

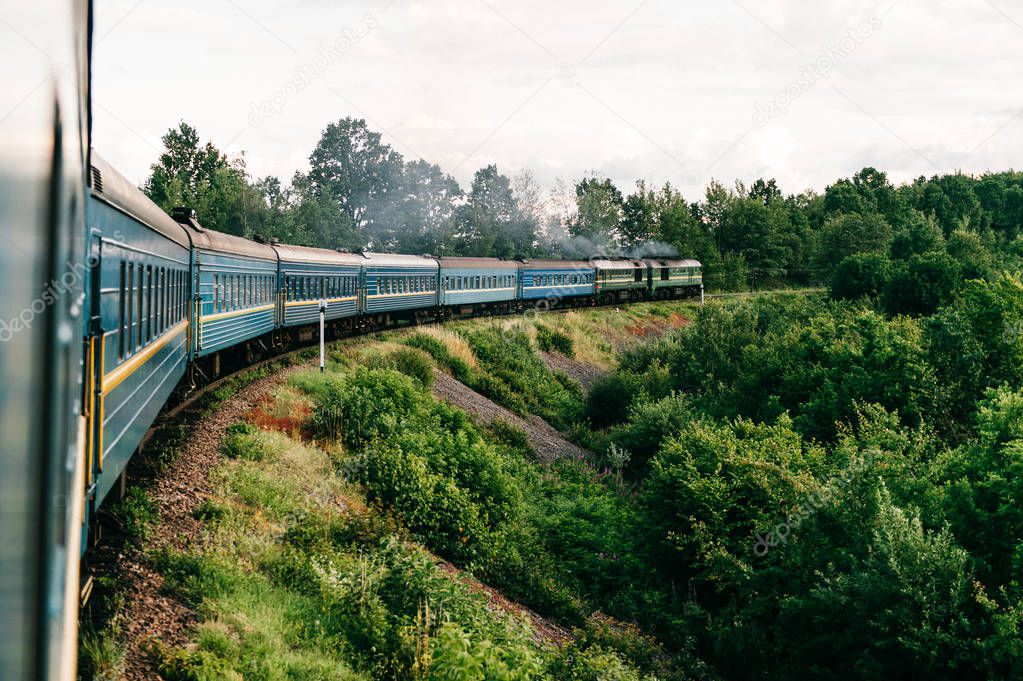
[176,213,278,359]
[438,257,518,314]
[275,244,362,332]
[86,154,192,510]
[517,259,595,305]
[0,1,90,672]
[360,252,439,323]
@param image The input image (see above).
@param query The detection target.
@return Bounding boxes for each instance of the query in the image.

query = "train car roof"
[591,258,645,269]
[274,243,365,267]
[518,258,594,270]
[359,252,439,269]
[643,258,702,268]
[175,213,278,260]
[438,257,519,270]
[89,151,190,248]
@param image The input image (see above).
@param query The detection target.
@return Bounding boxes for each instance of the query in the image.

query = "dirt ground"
[539,350,605,390]
[430,368,589,464]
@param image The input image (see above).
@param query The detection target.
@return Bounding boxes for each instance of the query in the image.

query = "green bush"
[536,325,575,357]
[404,332,473,382]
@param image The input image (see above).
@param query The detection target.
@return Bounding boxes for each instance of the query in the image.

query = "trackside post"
[319,298,326,372]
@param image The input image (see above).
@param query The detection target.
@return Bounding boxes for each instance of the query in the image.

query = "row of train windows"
[442,274,515,291]
[117,262,188,360]
[606,269,638,281]
[287,275,357,301]
[669,267,698,276]
[535,273,593,287]
[212,273,275,313]
[379,275,434,295]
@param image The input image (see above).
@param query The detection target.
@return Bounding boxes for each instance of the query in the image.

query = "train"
[0,2,700,677]
[85,156,701,520]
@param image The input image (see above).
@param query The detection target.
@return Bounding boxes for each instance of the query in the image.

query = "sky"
[91,0,1023,200]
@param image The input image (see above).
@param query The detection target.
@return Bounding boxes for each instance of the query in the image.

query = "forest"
[101,118,1023,680]
[143,118,1023,295]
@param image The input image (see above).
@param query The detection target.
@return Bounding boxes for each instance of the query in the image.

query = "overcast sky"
[91,0,1023,199]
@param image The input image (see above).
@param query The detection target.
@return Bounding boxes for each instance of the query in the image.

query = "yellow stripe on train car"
[284,296,357,308]
[101,320,188,394]
[201,303,276,322]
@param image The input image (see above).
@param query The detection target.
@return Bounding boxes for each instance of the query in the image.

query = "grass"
[151,399,552,680]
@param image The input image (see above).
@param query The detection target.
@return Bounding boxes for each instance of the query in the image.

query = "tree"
[303,117,405,249]
[882,252,961,316]
[816,212,893,273]
[454,165,532,258]
[569,176,624,246]
[891,212,945,259]
[143,121,257,235]
[393,159,461,255]
[830,253,894,301]
[946,228,993,280]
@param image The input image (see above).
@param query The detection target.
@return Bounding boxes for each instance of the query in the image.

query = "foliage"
[113,487,159,544]
[143,116,1023,309]
[829,253,893,301]
[535,325,575,357]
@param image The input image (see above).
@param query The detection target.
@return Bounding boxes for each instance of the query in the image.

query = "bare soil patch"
[430,369,589,464]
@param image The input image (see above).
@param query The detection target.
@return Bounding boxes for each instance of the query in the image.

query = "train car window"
[163,268,168,332]
[163,268,169,331]
[134,264,142,349]
[214,274,219,313]
[154,268,160,334]
[161,268,167,332]
[127,263,135,355]
[144,265,152,343]
[119,261,127,360]
[157,268,163,334]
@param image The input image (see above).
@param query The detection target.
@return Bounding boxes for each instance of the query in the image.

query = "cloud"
[90,0,1023,198]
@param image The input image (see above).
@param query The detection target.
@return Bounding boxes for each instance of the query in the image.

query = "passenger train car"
[86,155,191,516]
[439,257,519,316]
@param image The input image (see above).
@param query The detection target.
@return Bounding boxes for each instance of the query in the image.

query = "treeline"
[143,118,1023,291]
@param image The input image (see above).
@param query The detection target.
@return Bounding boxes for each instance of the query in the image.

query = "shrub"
[405,332,473,382]
[386,347,435,388]
[536,325,575,356]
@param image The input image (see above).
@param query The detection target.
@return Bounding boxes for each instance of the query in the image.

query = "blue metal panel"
[194,249,277,357]
[279,261,360,328]
[363,266,439,314]
[439,267,518,306]
[519,266,595,301]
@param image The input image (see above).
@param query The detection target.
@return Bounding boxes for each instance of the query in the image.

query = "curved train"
[84,152,701,521]
[0,2,700,677]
